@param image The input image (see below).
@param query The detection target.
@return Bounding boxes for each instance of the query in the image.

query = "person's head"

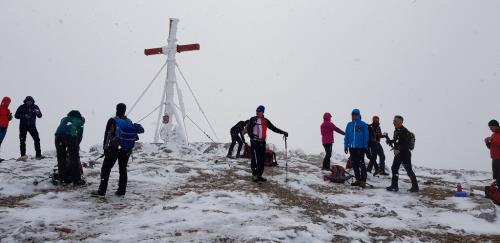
[256,105,265,117]
[393,115,404,128]
[0,97,11,107]
[372,115,380,125]
[67,110,84,123]
[351,109,361,121]
[323,112,332,121]
[116,103,126,117]
[488,119,499,132]
[24,96,34,106]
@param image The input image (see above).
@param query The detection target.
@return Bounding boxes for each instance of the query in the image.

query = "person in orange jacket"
[485,119,500,185]
[0,97,13,162]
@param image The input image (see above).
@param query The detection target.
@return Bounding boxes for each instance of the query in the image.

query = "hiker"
[14,96,43,161]
[0,97,13,162]
[385,115,419,192]
[159,115,173,143]
[367,116,388,176]
[344,109,369,188]
[54,110,85,185]
[92,103,144,197]
[247,105,288,182]
[227,120,249,158]
[485,119,500,185]
[321,112,345,170]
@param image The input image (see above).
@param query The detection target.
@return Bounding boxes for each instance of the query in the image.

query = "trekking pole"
[284,135,288,183]
[33,176,51,186]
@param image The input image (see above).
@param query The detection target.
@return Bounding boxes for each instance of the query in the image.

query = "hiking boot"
[73,179,87,186]
[257,176,267,182]
[252,176,259,182]
[351,180,364,187]
[35,155,46,160]
[91,190,105,197]
[408,187,419,193]
[115,191,126,196]
[226,155,235,159]
[378,171,389,176]
[17,155,29,162]
[386,186,399,192]
[357,181,366,188]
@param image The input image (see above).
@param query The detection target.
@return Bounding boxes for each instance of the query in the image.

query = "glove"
[344,147,349,154]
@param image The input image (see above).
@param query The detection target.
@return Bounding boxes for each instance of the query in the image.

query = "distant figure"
[247,105,288,182]
[344,109,369,188]
[367,116,388,176]
[55,110,85,186]
[320,112,345,170]
[385,115,419,192]
[485,120,500,186]
[14,96,43,161]
[227,120,249,158]
[92,103,144,197]
[159,115,174,143]
[0,97,13,162]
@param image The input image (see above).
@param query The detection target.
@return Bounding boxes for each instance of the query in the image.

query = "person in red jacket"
[320,112,345,170]
[0,97,13,162]
[485,119,500,185]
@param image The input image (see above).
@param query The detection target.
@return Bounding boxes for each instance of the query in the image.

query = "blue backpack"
[114,117,143,151]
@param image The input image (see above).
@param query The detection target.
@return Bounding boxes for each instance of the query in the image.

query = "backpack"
[114,117,139,151]
[485,182,500,205]
[242,144,252,159]
[407,130,416,151]
[264,149,278,167]
[328,165,353,183]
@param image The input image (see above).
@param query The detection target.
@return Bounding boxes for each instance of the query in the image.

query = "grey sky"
[1,0,499,170]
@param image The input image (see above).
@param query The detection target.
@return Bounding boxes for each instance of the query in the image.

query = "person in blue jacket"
[14,96,43,161]
[344,109,369,188]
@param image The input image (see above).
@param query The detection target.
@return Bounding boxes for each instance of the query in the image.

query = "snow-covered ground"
[0,142,499,242]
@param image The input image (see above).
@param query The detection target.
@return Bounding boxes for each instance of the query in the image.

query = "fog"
[1,0,499,170]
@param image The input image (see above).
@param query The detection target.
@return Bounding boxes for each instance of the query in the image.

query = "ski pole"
[284,135,288,182]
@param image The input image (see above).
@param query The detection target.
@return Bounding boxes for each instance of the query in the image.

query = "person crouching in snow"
[0,97,13,162]
[54,110,85,186]
[247,105,288,182]
[485,119,500,186]
[320,112,345,170]
[227,120,249,159]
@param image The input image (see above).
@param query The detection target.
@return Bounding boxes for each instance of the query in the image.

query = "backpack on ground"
[242,144,252,159]
[407,130,416,151]
[346,157,353,170]
[325,165,353,183]
[114,117,140,151]
[485,182,500,205]
[264,149,278,167]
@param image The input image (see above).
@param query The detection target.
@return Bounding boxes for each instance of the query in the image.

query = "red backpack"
[242,144,252,159]
[264,149,278,167]
[326,165,353,183]
[485,182,500,205]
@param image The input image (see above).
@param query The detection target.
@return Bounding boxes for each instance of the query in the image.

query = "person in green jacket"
[55,110,85,185]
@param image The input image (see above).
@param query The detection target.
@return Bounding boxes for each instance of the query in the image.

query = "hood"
[67,110,82,119]
[0,96,11,107]
[352,109,361,120]
[323,112,332,121]
[24,96,35,104]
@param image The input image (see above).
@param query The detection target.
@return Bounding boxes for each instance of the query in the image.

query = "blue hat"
[256,105,265,113]
[351,109,361,115]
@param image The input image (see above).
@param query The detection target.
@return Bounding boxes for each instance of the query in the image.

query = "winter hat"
[323,112,332,120]
[0,97,11,107]
[116,103,127,116]
[67,110,82,119]
[488,119,499,127]
[372,116,380,123]
[256,105,265,113]
[351,109,361,116]
[24,96,35,104]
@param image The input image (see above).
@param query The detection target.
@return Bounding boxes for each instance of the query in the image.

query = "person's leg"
[0,127,7,147]
[227,133,237,157]
[322,143,332,170]
[256,142,266,177]
[350,149,361,181]
[402,152,418,191]
[493,159,500,185]
[377,143,386,172]
[116,150,131,194]
[27,126,42,157]
[55,135,69,182]
[97,149,119,194]
[235,136,244,158]
[390,155,403,189]
[359,149,367,182]
[19,126,28,156]
[67,137,82,183]
[250,141,258,177]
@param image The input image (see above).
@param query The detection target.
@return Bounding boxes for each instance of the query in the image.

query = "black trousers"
[228,133,243,157]
[367,142,386,172]
[390,151,418,188]
[250,140,266,177]
[20,126,41,156]
[55,134,81,183]
[493,159,500,184]
[98,148,131,194]
[322,143,332,170]
[350,148,367,182]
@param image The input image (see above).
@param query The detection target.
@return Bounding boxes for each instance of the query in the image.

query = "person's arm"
[362,123,369,149]
[77,119,84,144]
[103,118,116,150]
[246,118,254,140]
[240,130,246,144]
[8,109,12,121]
[266,119,287,136]
[34,105,42,118]
[333,124,345,135]
[14,106,22,119]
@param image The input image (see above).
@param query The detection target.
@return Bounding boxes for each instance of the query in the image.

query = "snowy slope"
[0,142,499,242]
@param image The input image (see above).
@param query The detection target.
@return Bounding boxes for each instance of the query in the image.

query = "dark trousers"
[350,148,367,182]
[250,140,266,177]
[228,133,243,157]
[367,142,386,172]
[0,127,7,148]
[322,143,332,170]
[390,151,418,188]
[20,126,41,156]
[493,159,500,184]
[98,148,131,194]
[55,134,81,183]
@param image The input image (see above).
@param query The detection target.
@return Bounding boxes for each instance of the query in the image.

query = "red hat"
[372,116,380,122]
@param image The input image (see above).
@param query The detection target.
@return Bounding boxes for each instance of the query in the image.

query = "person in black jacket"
[92,103,144,197]
[385,115,419,192]
[14,96,43,161]
[247,105,288,182]
[366,116,388,176]
[227,120,249,158]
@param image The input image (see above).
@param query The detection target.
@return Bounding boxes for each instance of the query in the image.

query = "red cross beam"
[144,44,200,56]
